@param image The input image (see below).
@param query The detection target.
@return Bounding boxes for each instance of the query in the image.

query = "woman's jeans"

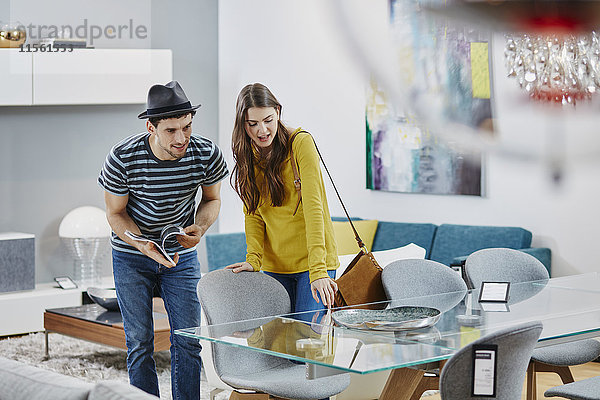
[264,269,335,400]
[263,269,336,320]
[112,249,202,400]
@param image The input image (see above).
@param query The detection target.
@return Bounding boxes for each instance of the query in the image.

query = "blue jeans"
[112,249,202,400]
[263,269,335,322]
[264,269,334,400]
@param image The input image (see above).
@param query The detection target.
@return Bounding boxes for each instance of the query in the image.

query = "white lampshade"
[59,206,111,238]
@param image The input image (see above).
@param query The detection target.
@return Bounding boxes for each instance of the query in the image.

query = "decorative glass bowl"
[332,306,441,331]
[87,287,120,312]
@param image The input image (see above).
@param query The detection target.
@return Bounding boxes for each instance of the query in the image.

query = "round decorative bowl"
[332,306,441,331]
[0,25,26,48]
[87,287,120,312]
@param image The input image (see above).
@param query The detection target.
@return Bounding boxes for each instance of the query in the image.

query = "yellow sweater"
[245,130,339,283]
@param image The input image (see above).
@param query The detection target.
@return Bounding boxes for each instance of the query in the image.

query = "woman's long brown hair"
[231,83,292,214]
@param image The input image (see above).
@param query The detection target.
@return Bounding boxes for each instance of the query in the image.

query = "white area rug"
[0,333,439,399]
[0,332,231,400]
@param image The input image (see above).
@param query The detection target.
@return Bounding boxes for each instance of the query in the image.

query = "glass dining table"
[176,272,600,400]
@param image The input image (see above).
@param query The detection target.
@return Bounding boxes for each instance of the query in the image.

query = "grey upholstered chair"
[382,259,467,312]
[545,375,600,399]
[381,259,468,399]
[465,248,600,400]
[197,269,350,400]
[440,321,543,400]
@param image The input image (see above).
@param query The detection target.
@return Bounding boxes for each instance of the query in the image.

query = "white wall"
[218,0,600,277]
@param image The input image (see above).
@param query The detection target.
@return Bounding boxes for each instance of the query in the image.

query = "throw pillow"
[336,243,427,279]
[332,220,379,255]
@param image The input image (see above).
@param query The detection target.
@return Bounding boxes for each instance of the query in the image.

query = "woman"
[226,83,339,312]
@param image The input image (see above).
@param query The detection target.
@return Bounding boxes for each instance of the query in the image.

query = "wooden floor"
[424,362,600,399]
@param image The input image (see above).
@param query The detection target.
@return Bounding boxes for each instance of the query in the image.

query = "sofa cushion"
[89,380,157,399]
[0,356,92,400]
[430,224,533,266]
[371,221,437,258]
[332,220,379,255]
[205,232,247,271]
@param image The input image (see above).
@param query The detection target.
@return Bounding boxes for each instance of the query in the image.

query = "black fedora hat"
[138,80,201,119]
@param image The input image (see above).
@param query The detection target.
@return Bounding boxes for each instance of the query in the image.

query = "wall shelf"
[0,48,172,106]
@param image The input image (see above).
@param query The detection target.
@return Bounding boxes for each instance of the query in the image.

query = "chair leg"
[533,361,575,384]
[229,391,270,400]
[526,361,537,400]
[210,388,224,400]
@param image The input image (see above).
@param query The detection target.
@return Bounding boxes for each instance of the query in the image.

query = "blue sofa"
[205,220,551,275]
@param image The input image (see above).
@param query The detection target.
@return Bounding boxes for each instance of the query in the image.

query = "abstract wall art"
[366,0,493,196]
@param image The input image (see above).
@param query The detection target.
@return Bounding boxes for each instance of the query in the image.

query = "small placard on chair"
[471,344,498,397]
[478,282,510,303]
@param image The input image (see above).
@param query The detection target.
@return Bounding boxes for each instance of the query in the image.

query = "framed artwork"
[366,0,493,196]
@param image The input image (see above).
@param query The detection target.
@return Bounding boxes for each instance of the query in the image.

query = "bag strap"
[311,138,366,252]
[289,131,302,216]
[290,131,366,251]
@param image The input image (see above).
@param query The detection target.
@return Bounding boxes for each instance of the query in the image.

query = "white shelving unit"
[0,50,33,105]
[0,276,115,337]
[0,48,172,106]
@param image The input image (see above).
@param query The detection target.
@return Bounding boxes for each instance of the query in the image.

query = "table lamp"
[58,206,111,289]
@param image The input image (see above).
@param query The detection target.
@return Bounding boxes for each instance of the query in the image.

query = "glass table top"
[176,272,600,375]
[46,304,124,326]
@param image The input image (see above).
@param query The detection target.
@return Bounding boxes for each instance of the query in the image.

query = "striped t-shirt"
[98,132,229,256]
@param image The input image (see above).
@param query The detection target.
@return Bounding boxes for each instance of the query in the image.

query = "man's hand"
[104,191,179,268]
[137,241,179,268]
[177,224,203,248]
[311,277,338,308]
[225,262,254,273]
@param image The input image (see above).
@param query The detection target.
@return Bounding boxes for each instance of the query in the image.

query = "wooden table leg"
[410,374,440,400]
[439,359,447,370]
[380,368,427,400]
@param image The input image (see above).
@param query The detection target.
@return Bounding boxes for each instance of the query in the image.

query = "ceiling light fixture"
[504,31,600,105]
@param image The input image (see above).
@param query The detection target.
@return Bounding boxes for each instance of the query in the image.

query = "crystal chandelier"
[505,32,600,105]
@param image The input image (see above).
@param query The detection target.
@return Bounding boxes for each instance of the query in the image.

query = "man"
[98,81,228,399]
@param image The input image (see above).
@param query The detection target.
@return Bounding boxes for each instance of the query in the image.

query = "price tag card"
[479,302,510,312]
[471,344,497,397]
[478,282,510,303]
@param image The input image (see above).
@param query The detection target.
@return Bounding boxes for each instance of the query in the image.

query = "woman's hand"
[311,277,338,308]
[311,309,333,334]
[225,262,254,273]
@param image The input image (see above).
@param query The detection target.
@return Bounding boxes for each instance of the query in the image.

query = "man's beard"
[160,141,187,160]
